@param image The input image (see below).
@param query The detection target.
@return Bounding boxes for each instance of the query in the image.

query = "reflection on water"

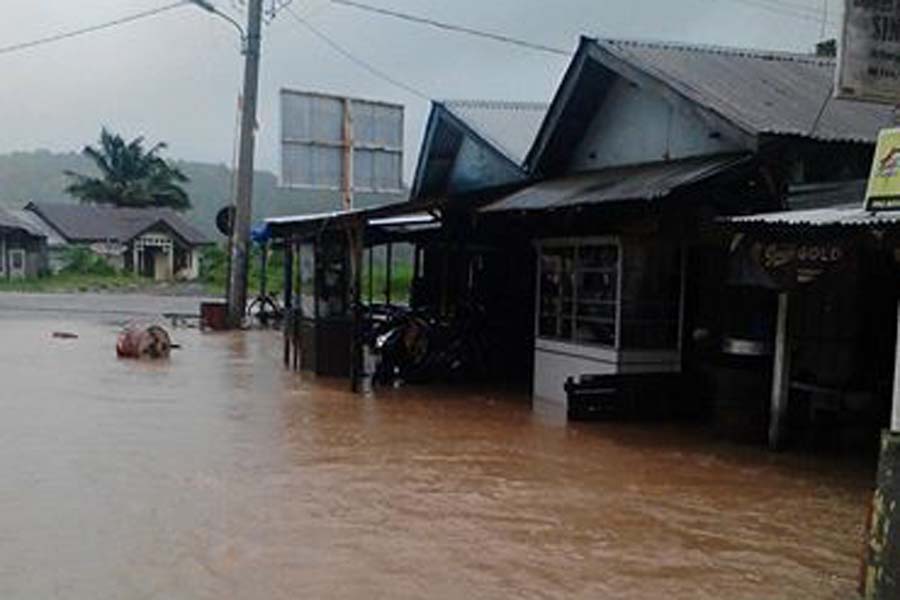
[0,310,872,599]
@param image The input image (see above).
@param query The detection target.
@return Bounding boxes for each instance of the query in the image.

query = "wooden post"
[892,300,900,433]
[367,247,374,304]
[294,241,302,372]
[385,242,393,305]
[282,242,294,368]
[348,223,364,392]
[342,97,354,211]
[769,292,791,451]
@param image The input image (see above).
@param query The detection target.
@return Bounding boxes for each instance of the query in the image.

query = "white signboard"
[280,89,404,193]
[836,0,900,104]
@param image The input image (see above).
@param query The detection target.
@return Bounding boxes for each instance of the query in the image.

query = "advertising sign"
[866,127,900,210]
[729,238,852,290]
[837,0,900,103]
[280,89,404,194]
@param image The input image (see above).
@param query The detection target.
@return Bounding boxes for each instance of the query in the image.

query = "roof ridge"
[442,99,549,111]
[597,37,834,67]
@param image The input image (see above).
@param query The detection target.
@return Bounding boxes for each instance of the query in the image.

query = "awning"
[725,204,900,230]
[481,154,749,213]
[264,200,440,241]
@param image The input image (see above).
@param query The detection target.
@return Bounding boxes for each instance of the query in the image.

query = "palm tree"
[64,128,191,211]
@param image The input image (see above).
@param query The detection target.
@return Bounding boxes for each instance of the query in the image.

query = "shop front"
[724,205,900,451]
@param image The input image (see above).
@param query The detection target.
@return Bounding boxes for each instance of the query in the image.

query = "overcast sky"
[0,0,844,182]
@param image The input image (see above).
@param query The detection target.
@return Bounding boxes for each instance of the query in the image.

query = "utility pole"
[227,0,264,328]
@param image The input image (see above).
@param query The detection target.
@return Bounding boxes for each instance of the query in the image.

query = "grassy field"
[0,245,415,301]
[201,246,414,303]
[0,271,146,294]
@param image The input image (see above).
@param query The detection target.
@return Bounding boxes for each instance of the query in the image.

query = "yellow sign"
[866,128,900,211]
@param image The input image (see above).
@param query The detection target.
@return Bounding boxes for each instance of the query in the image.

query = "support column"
[167,242,175,281]
[769,292,791,451]
[282,242,294,368]
[863,299,900,599]
[893,299,900,432]
[133,244,140,276]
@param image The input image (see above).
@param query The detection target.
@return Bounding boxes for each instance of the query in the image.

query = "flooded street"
[0,294,872,599]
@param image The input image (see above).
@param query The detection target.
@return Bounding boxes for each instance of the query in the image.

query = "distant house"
[24,203,212,281]
[0,207,47,279]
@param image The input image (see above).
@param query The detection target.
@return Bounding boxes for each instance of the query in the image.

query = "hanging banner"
[866,127,900,210]
[836,0,900,104]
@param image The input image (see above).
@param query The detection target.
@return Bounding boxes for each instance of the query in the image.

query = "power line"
[716,0,840,29]
[0,1,190,57]
[329,0,570,56]
[284,6,431,100]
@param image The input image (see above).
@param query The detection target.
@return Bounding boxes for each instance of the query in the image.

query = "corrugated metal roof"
[597,39,894,144]
[786,180,867,211]
[6,209,60,244]
[443,100,548,164]
[0,207,45,238]
[482,154,748,213]
[27,203,211,246]
[727,204,900,227]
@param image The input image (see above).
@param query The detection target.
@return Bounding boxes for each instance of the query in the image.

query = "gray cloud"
[0,0,842,182]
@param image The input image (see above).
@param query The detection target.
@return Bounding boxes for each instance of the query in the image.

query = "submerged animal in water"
[116,326,172,360]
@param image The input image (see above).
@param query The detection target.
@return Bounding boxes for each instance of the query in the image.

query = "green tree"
[64,128,190,211]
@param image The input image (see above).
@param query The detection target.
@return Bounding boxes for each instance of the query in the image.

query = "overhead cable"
[285,6,431,101]
[329,0,570,56]
[0,1,190,57]
[717,0,840,29]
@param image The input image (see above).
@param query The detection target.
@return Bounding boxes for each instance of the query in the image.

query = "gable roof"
[0,207,45,238]
[25,203,211,246]
[527,37,894,173]
[598,39,893,142]
[443,100,548,165]
[411,100,548,200]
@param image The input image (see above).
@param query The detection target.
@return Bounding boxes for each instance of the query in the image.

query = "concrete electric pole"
[227,0,264,328]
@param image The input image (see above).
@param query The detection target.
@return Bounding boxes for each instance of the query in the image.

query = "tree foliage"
[64,128,191,211]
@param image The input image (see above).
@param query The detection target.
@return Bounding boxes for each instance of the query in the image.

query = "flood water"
[0,294,873,599]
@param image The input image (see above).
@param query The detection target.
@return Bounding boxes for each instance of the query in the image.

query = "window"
[537,239,681,351]
[538,242,619,347]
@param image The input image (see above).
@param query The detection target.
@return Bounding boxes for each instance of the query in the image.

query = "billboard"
[280,89,404,197]
[866,127,900,210]
[836,0,900,104]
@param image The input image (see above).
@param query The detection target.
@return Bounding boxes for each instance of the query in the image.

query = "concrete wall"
[533,338,680,406]
[568,77,743,172]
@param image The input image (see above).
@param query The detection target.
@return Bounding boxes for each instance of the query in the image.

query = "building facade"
[25,203,211,281]
[0,207,47,280]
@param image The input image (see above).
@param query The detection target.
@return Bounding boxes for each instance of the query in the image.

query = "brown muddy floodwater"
[0,294,874,599]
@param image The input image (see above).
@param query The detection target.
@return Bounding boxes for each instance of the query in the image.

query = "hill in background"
[0,150,405,240]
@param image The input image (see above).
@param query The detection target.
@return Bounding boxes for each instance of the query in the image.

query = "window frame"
[535,236,623,350]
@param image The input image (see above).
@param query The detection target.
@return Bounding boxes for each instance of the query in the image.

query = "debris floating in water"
[116,325,172,360]
[51,332,79,340]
